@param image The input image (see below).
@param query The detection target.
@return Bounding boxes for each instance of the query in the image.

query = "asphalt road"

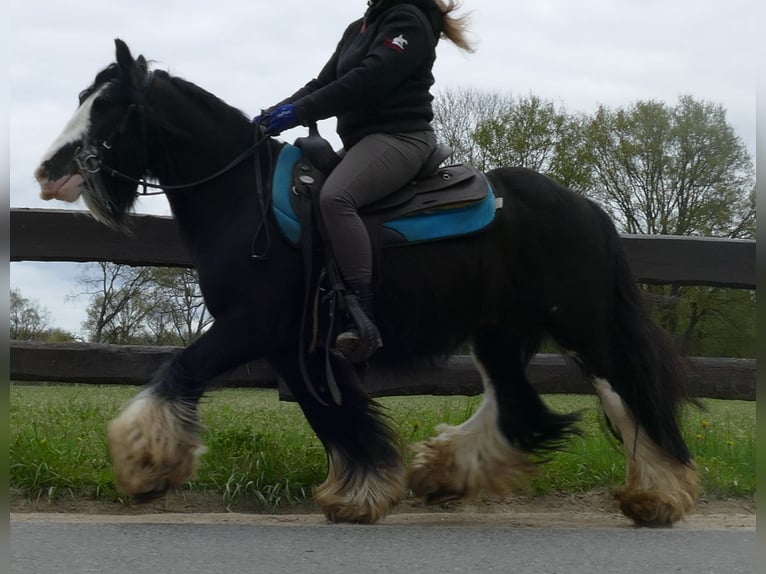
[11,514,755,574]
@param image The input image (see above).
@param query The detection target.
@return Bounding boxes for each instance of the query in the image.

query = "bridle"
[74,69,275,259]
[73,71,270,197]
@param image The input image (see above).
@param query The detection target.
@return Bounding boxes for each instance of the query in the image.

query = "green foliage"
[581,96,754,237]
[433,89,593,190]
[10,386,755,508]
[74,263,211,345]
[9,289,77,342]
[642,285,756,357]
[10,288,51,340]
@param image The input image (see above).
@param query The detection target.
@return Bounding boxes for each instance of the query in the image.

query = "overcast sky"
[9,0,757,336]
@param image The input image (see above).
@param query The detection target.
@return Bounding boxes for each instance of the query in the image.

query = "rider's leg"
[319,130,435,358]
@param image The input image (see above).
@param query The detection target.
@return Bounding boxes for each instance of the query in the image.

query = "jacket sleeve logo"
[384,34,408,53]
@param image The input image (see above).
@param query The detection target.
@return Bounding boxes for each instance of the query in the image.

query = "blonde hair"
[435,0,475,52]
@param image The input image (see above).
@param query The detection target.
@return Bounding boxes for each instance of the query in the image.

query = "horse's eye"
[91,98,109,112]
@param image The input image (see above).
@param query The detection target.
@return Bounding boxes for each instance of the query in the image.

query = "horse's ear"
[114,39,147,89]
[135,55,149,79]
[115,38,134,70]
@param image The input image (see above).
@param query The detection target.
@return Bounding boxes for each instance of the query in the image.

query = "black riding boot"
[335,282,383,362]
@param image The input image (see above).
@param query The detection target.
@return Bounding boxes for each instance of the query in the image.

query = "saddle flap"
[361,164,484,216]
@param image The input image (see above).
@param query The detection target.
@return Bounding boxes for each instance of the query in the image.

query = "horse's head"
[34,39,151,230]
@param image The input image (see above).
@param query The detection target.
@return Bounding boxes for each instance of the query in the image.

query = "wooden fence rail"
[11,208,756,288]
[10,208,757,400]
[10,341,756,401]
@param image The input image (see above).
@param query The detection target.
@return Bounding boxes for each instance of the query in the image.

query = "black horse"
[35,40,699,526]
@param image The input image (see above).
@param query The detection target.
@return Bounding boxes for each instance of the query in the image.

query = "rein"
[84,138,265,195]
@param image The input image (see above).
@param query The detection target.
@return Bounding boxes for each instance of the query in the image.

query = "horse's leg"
[269,349,405,524]
[545,243,699,526]
[409,328,580,504]
[570,336,699,526]
[591,377,699,526]
[107,316,256,501]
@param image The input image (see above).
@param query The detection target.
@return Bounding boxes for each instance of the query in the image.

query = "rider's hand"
[261,104,300,136]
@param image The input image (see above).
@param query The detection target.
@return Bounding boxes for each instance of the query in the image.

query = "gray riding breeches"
[319,129,436,285]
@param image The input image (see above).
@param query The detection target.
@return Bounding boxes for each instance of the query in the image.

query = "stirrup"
[335,292,382,362]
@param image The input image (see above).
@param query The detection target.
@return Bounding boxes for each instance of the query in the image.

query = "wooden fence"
[10,208,757,400]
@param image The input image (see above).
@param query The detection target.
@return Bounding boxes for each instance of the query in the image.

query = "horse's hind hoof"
[409,423,537,505]
[614,486,695,527]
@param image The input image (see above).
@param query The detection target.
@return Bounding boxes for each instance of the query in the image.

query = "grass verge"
[10,385,756,510]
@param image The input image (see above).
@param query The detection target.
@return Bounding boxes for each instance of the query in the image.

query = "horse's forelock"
[79,63,121,104]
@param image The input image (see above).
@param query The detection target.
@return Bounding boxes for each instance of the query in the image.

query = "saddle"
[271,129,501,248]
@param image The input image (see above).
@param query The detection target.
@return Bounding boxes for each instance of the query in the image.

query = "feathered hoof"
[409,424,535,505]
[409,435,468,503]
[316,492,398,524]
[315,452,405,524]
[614,476,700,527]
[616,453,700,527]
[107,390,206,500]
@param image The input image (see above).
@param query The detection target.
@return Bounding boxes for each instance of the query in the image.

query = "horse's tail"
[595,205,694,464]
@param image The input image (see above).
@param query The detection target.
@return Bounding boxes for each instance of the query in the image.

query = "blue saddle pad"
[272,144,499,246]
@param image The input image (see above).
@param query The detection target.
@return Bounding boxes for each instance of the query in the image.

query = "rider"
[258,0,473,359]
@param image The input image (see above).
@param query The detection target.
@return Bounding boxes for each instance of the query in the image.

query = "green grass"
[10,385,756,508]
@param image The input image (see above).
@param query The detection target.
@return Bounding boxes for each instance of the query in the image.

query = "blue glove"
[263,104,300,135]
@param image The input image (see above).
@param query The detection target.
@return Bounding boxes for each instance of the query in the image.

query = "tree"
[10,289,51,340]
[75,262,157,344]
[434,89,592,190]
[74,263,211,346]
[432,88,506,169]
[143,268,212,345]
[579,96,755,353]
[582,96,754,237]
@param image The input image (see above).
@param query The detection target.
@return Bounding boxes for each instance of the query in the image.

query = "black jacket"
[281,0,443,148]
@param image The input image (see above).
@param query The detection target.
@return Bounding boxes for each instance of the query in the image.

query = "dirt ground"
[11,489,756,530]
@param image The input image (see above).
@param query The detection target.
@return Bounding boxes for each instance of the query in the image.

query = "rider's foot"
[335,283,382,361]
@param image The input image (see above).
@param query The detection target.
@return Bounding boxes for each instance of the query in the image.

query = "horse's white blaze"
[107,388,206,497]
[315,447,405,524]
[40,86,104,164]
[35,85,106,201]
[409,359,535,502]
[592,378,699,526]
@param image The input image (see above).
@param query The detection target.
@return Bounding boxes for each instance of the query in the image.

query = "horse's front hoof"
[315,449,405,524]
[107,390,205,497]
